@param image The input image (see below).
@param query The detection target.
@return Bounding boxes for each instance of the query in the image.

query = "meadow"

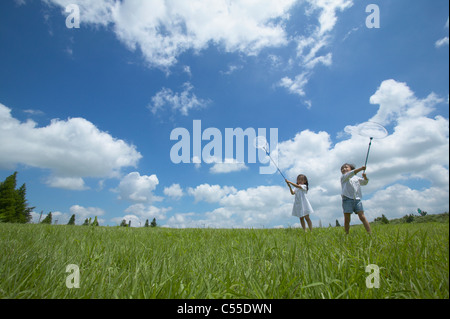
[0,222,448,299]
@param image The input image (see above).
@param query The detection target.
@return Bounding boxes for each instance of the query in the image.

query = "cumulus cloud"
[166,184,292,228]
[114,172,162,203]
[187,184,237,203]
[45,0,297,69]
[163,183,184,200]
[0,103,142,189]
[46,176,89,191]
[209,158,249,174]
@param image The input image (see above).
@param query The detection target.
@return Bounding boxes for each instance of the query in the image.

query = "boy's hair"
[297,174,309,191]
[341,163,355,171]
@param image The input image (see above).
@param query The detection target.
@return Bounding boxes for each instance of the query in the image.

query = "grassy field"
[0,222,448,299]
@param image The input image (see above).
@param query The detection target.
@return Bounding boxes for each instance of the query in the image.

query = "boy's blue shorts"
[342,196,364,214]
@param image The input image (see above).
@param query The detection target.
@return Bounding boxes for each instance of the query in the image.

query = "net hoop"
[357,121,388,139]
[253,136,269,152]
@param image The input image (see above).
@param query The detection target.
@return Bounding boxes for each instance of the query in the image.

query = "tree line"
[1,172,158,227]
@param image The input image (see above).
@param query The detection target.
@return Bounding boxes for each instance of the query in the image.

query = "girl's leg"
[299,217,306,231]
[344,213,351,234]
[304,215,313,231]
[357,211,372,234]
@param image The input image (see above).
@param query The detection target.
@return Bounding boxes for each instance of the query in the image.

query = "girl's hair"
[297,174,309,191]
[341,163,355,171]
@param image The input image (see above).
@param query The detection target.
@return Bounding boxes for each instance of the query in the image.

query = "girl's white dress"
[292,185,314,218]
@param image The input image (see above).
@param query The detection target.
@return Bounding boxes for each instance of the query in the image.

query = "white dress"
[292,185,314,218]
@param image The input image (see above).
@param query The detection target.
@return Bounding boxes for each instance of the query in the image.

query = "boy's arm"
[354,166,366,175]
[341,166,366,183]
[361,173,369,185]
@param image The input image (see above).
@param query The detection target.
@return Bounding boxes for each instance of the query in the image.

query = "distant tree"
[82,218,90,226]
[403,214,415,223]
[0,172,34,223]
[91,216,99,227]
[144,219,149,227]
[120,219,127,227]
[41,212,52,224]
[128,220,131,227]
[68,214,76,225]
[150,218,157,227]
[335,219,341,227]
[374,214,389,224]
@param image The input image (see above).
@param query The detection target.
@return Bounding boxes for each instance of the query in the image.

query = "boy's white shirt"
[340,170,368,200]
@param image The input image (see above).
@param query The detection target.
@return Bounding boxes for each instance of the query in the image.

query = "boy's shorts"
[342,196,364,214]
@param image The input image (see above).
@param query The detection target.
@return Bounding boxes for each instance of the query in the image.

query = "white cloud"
[435,17,449,48]
[148,82,210,116]
[166,184,293,228]
[278,72,310,97]
[280,0,353,99]
[0,103,142,187]
[45,0,298,69]
[435,37,449,48]
[114,172,162,203]
[46,176,89,191]
[163,183,184,200]
[368,79,441,125]
[187,184,237,203]
[70,204,105,219]
[209,158,249,174]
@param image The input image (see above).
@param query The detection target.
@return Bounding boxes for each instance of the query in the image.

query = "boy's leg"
[344,213,351,234]
[357,211,371,234]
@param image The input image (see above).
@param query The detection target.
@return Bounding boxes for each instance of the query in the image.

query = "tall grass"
[0,223,448,299]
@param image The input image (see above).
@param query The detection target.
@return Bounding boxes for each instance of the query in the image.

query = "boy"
[340,163,371,234]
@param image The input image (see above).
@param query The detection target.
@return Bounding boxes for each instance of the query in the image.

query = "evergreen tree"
[120,219,127,227]
[150,218,157,227]
[0,172,34,223]
[0,172,17,223]
[41,212,52,224]
[82,218,90,226]
[335,219,341,227]
[144,219,149,227]
[15,184,33,223]
[92,216,99,226]
[68,214,76,225]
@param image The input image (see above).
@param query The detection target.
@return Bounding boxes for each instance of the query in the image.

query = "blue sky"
[1,0,448,228]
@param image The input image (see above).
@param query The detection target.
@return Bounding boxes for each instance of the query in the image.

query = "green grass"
[0,223,448,299]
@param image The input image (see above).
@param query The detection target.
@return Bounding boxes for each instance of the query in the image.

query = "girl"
[286,175,313,232]
[340,163,371,234]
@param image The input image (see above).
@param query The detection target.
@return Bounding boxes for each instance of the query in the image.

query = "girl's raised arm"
[285,179,296,195]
